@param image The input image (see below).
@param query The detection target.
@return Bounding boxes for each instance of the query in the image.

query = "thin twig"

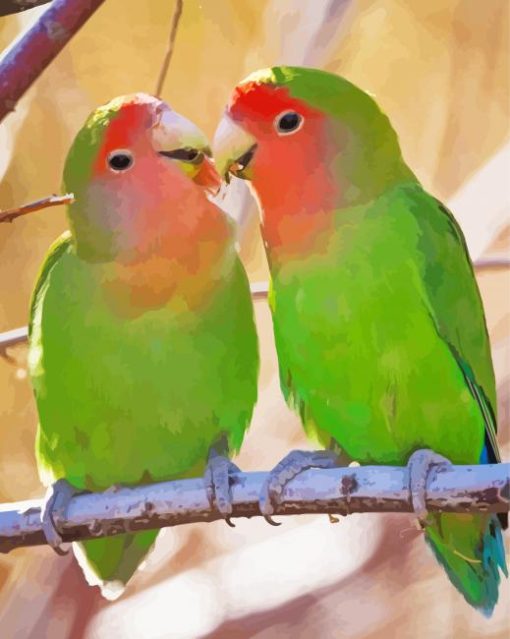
[248,281,269,300]
[154,0,183,98]
[0,193,74,223]
[0,0,106,123]
[473,257,510,271]
[0,0,52,17]
[0,464,507,552]
[0,326,28,361]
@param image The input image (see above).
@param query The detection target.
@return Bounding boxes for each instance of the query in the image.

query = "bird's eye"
[274,111,303,135]
[107,150,134,172]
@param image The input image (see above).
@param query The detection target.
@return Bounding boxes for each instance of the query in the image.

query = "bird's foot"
[41,479,82,555]
[259,449,338,525]
[204,454,241,527]
[407,448,452,527]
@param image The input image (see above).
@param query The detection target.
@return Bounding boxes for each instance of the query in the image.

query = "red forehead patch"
[93,99,156,176]
[228,81,319,122]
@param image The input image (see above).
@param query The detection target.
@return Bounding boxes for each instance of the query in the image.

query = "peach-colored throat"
[253,153,339,261]
[101,200,231,318]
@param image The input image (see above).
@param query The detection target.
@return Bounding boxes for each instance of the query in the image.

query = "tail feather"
[73,530,159,600]
[425,513,507,617]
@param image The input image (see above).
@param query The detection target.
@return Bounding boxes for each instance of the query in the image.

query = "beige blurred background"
[0,1,509,637]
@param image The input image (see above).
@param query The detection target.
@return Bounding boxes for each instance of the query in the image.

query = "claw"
[204,453,240,524]
[259,449,338,524]
[41,478,82,555]
[407,448,452,526]
[264,515,282,527]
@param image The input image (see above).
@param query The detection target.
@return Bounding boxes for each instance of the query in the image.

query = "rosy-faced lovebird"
[213,66,507,615]
[28,94,258,599]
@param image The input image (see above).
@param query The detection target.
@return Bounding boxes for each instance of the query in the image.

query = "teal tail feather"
[425,513,507,617]
[73,530,159,600]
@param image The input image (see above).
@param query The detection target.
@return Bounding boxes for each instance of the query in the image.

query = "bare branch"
[0,0,106,123]
[0,464,508,553]
[473,256,510,271]
[154,0,183,98]
[0,326,28,361]
[0,1,52,17]
[0,193,74,223]
[249,281,269,300]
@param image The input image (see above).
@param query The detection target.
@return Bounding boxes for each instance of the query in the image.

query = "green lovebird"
[28,93,259,599]
[213,66,507,615]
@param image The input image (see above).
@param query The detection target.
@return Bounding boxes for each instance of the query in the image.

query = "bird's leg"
[41,478,83,555]
[259,448,339,525]
[407,448,452,526]
[204,435,241,527]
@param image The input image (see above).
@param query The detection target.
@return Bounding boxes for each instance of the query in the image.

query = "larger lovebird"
[213,66,507,615]
[28,94,258,599]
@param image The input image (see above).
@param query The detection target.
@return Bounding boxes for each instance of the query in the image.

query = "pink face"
[66,96,221,263]
[218,83,340,251]
[226,82,328,186]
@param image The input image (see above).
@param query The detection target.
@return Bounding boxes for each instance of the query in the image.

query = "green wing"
[28,231,72,337]
[406,185,499,461]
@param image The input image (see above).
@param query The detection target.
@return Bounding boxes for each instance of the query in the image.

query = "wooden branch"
[473,257,510,271]
[249,281,269,300]
[0,326,28,360]
[0,193,74,223]
[0,464,508,552]
[0,0,106,123]
[154,0,183,98]
[0,1,52,17]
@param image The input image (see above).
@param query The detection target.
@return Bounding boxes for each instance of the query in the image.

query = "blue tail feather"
[426,512,507,617]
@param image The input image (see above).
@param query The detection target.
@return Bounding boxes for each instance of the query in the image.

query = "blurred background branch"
[154,0,183,98]
[0,0,52,17]
[0,0,105,122]
[1,463,508,552]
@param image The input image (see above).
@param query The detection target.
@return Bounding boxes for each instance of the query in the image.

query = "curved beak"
[152,106,220,195]
[213,114,257,183]
[153,106,210,156]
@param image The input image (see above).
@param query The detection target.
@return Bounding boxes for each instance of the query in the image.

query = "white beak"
[152,106,211,154]
[212,113,257,179]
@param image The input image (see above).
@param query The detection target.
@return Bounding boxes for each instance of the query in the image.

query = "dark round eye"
[107,150,134,172]
[274,111,303,135]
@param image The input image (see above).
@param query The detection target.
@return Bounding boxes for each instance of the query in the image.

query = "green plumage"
[29,233,258,594]
[271,182,506,613]
[272,185,491,464]
[28,95,259,597]
[238,68,507,615]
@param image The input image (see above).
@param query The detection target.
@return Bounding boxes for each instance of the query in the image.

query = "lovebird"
[213,66,508,615]
[28,94,258,599]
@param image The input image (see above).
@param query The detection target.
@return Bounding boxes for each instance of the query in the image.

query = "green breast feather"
[29,234,258,490]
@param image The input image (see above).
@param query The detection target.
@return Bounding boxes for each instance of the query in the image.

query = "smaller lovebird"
[28,94,258,598]
[213,66,508,615]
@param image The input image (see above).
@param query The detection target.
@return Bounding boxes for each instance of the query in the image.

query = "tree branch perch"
[1,464,508,553]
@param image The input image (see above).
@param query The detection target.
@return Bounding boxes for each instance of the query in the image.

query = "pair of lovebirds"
[28,67,507,613]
